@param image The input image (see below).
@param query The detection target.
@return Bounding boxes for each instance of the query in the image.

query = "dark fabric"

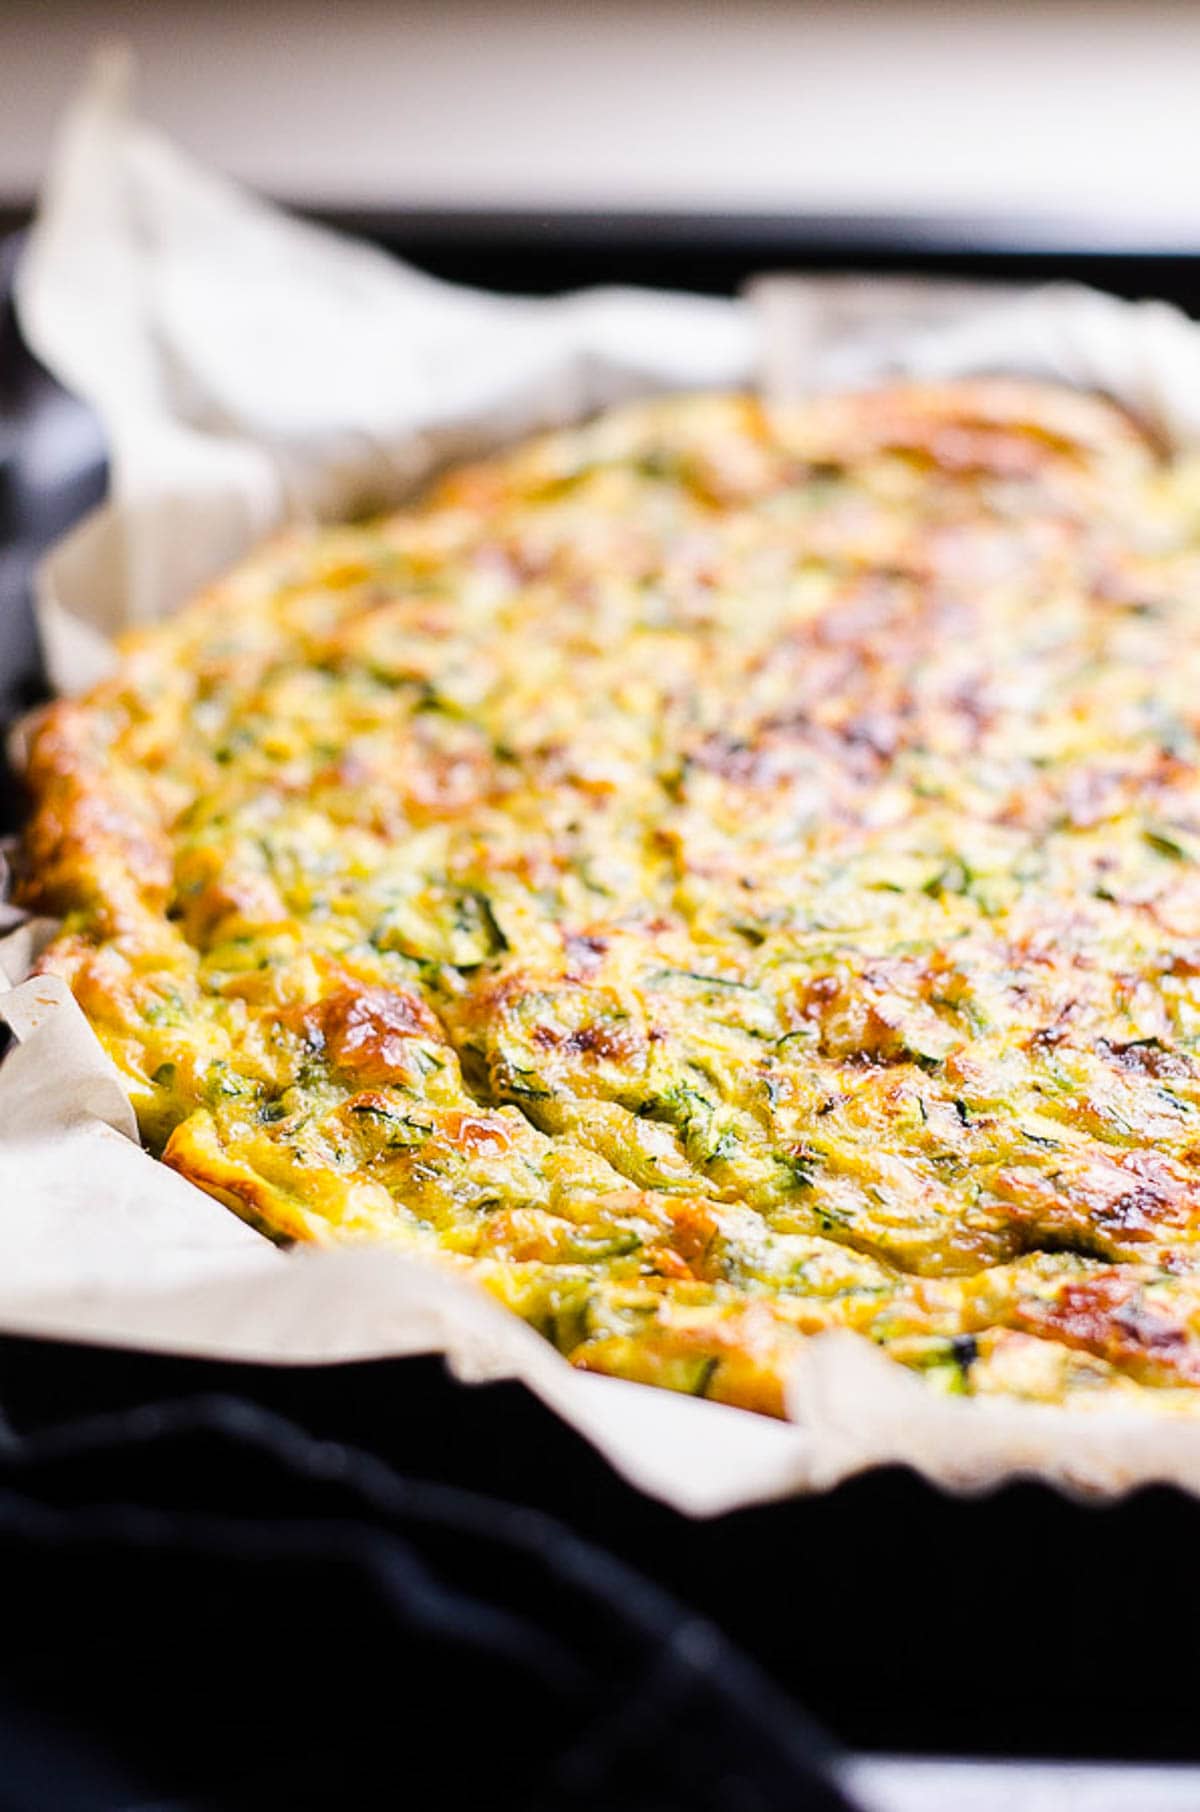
[0,1392,861,1812]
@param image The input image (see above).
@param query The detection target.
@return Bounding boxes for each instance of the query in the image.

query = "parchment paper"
[9,53,1200,1514]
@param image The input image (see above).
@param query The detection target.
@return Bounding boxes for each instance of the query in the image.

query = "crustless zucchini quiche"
[22,381,1200,1418]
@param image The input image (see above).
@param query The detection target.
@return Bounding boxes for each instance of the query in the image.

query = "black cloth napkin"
[0,1389,861,1812]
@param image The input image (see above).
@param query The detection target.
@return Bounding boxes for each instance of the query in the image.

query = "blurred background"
[2,0,1200,239]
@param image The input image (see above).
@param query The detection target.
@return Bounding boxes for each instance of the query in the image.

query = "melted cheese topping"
[23,382,1200,1416]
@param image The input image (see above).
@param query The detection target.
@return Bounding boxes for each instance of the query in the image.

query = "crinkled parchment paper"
[9,55,1200,1514]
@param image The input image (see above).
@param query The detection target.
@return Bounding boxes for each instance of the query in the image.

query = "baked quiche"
[21,380,1200,1419]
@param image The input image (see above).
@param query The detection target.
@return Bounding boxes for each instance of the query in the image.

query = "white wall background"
[1,0,1198,227]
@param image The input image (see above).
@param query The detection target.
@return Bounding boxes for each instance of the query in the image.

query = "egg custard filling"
[22,381,1200,1417]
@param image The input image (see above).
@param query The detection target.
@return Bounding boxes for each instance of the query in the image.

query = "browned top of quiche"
[21,379,1200,1418]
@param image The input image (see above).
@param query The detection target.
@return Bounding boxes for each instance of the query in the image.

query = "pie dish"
[20,379,1200,1419]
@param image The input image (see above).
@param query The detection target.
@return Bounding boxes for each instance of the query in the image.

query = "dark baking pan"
[309,204,1200,311]
[3,216,1200,1767]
